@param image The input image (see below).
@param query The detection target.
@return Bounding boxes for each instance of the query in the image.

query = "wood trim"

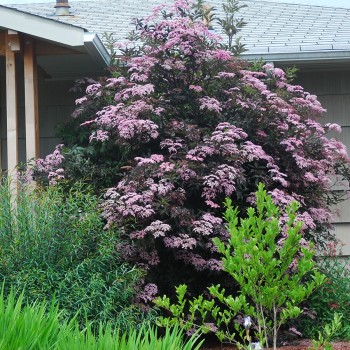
[0,33,82,57]
[8,30,20,52]
[0,32,5,56]
[24,36,40,160]
[5,32,18,182]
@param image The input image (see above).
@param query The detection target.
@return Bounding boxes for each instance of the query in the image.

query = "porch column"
[0,32,4,172]
[24,37,39,160]
[5,30,19,183]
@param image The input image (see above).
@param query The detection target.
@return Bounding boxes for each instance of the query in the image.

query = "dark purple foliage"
[36,0,350,295]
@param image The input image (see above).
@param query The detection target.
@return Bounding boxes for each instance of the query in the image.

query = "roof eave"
[0,5,85,47]
[0,5,111,77]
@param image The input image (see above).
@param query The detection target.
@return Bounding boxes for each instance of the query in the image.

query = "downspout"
[84,32,111,68]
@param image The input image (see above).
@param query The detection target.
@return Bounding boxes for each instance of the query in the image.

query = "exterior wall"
[37,78,77,159]
[296,70,350,254]
[0,56,76,169]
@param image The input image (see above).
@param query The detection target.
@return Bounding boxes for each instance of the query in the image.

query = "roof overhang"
[0,5,111,79]
[0,5,84,46]
[243,50,350,64]
[242,49,350,70]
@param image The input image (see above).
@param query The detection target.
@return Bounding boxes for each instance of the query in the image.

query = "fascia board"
[0,6,85,47]
[242,50,350,64]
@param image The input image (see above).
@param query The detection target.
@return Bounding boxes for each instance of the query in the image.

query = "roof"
[0,5,86,46]
[3,0,350,65]
[0,3,111,78]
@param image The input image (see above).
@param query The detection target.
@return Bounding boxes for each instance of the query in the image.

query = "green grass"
[0,288,64,349]
[0,286,203,349]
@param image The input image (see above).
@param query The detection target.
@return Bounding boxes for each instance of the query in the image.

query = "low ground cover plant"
[308,313,343,350]
[155,184,325,350]
[0,179,150,330]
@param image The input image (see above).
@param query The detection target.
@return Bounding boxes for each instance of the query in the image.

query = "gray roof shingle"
[3,0,350,55]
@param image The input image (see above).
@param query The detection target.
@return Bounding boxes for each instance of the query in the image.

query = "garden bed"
[202,339,350,349]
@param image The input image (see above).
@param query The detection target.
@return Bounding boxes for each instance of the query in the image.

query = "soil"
[201,339,350,349]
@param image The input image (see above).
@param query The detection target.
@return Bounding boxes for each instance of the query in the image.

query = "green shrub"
[0,179,150,330]
[0,287,203,350]
[156,184,325,350]
[308,313,343,350]
[294,242,350,341]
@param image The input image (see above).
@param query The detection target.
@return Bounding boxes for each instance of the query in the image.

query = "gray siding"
[296,70,350,254]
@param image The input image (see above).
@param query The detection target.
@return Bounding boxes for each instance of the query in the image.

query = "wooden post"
[24,36,39,161]
[5,31,19,190]
[0,33,5,173]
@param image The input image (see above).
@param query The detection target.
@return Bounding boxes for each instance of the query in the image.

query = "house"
[0,0,350,251]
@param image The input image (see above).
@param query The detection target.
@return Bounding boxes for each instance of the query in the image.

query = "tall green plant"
[0,179,149,330]
[156,184,325,349]
[0,287,65,349]
[216,184,325,348]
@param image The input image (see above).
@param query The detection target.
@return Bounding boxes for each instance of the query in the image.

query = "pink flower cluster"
[193,213,223,236]
[36,144,65,185]
[199,96,222,114]
[138,283,158,303]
